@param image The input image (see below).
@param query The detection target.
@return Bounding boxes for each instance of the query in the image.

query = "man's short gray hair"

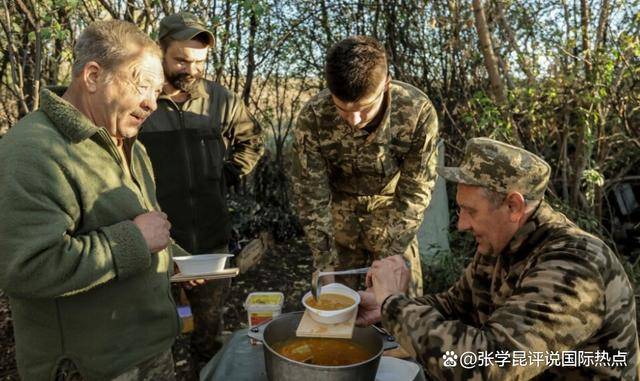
[482,188,540,212]
[72,20,161,78]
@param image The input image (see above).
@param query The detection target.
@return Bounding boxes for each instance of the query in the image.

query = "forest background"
[0,0,639,379]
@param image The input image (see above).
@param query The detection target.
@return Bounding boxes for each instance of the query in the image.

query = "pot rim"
[262,312,385,370]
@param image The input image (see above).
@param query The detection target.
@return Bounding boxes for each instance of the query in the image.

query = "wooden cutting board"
[295,309,356,339]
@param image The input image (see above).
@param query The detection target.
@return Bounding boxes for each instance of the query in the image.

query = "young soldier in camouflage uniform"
[138,12,264,371]
[359,137,639,380]
[291,36,439,295]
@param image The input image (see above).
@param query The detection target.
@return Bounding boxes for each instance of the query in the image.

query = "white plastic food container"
[173,254,234,275]
[245,292,285,326]
[301,283,361,324]
[245,292,285,344]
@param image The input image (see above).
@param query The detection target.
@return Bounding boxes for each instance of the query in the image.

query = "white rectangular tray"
[170,267,239,282]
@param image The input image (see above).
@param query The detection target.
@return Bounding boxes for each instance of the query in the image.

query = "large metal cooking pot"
[247,311,398,381]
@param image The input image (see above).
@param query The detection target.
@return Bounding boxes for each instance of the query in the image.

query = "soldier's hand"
[184,279,206,289]
[133,211,171,253]
[356,289,381,326]
[369,255,410,305]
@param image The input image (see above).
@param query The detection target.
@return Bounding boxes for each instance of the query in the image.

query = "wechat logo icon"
[443,351,458,367]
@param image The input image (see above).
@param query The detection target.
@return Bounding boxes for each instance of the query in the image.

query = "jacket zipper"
[176,106,199,252]
[98,128,179,334]
[97,130,149,208]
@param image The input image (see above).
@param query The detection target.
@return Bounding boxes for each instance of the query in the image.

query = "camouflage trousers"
[171,245,231,371]
[332,196,423,296]
[181,277,230,369]
[55,349,175,381]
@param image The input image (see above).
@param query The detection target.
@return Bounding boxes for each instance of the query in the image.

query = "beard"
[166,72,198,92]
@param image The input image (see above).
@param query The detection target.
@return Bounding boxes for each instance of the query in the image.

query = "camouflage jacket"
[382,202,639,380]
[291,80,439,270]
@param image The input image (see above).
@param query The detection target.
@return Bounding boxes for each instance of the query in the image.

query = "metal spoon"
[310,267,370,300]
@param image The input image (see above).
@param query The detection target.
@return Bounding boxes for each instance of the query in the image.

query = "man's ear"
[82,61,102,93]
[506,192,526,223]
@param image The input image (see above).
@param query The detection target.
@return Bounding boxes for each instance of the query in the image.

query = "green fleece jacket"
[0,88,181,380]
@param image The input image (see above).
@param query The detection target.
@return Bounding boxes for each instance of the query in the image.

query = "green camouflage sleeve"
[290,104,338,270]
[224,97,264,184]
[381,247,605,380]
[419,253,476,323]
[366,102,439,257]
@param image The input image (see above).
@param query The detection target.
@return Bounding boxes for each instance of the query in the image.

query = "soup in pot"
[272,337,372,366]
[305,293,355,311]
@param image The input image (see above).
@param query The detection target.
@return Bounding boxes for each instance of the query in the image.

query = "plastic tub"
[245,292,285,343]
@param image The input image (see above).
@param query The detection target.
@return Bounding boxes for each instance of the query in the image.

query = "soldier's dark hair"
[159,32,211,52]
[325,36,388,102]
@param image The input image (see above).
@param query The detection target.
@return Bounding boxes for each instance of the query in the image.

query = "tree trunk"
[472,0,522,145]
[471,0,506,104]
[580,0,591,79]
[320,0,332,45]
[216,0,232,83]
[232,3,241,93]
[571,0,592,208]
[383,1,402,79]
[595,0,610,51]
[242,6,257,106]
[494,0,534,83]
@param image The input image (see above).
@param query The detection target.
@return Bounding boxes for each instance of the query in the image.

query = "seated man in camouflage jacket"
[358,137,639,380]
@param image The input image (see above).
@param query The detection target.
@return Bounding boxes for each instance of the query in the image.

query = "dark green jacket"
[0,88,181,380]
[139,79,263,253]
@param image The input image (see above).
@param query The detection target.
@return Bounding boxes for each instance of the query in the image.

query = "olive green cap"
[158,12,214,46]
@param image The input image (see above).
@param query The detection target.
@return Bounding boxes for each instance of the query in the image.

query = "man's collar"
[336,84,393,142]
[40,86,100,142]
[366,87,393,144]
[504,201,554,257]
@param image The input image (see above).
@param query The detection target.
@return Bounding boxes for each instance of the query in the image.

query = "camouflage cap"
[437,137,551,200]
[158,12,214,46]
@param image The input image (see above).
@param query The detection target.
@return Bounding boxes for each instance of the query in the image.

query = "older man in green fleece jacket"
[0,20,186,380]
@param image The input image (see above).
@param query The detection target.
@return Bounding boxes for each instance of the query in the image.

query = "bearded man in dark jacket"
[138,12,264,370]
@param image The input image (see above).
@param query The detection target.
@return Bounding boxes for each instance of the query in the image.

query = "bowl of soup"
[301,283,360,324]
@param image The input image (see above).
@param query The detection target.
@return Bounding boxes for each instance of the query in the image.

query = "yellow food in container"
[244,292,284,344]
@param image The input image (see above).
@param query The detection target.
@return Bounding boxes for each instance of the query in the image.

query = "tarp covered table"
[199,328,426,381]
